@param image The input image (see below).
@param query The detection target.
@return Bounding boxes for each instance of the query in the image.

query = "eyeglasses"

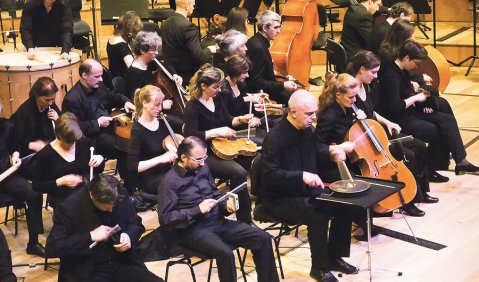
[412,59,422,66]
[187,155,208,164]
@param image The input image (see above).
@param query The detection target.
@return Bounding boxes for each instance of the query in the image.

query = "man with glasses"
[158,136,279,282]
[246,10,297,104]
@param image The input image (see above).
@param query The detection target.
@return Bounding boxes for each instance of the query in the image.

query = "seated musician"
[350,51,438,208]
[11,77,60,178]
[340,0,382,61]
[0,101,45,258]
[161,0,217,84]
[246,10,297,104]
[62,59,136,196]
[158,136,279,282]
[127,85,177,196]
[213,29,249,69]
[46,174,163,282]
[220,53,253,117]
[20,0,73,60]
[183,64,261,224]
[33,112,103,209]
[106,11,143,79]
[224,6,249,34]
[377,40,479,176]
[261,90,355,282]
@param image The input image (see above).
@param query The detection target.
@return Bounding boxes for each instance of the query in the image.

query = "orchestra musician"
[213,29,249,69]
[161,0,218,84]
[158,136,279,282]
[220,53,253,117]
[261,90,355,282]
[46,174,163,282]
[33,113,104,209]
[377,40,479,176]
[340,0,382,61]
[246,10,297,104]
[106,11,143,79]
[0,101,45,258]
[224,6,249,34]
[20,0,73,60]
[11,77,60,178]
[183,64,261,224]
[127,85,177,196]
[62,59,136,195]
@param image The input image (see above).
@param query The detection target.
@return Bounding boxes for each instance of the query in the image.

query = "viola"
[159,112,184,153]
[345,104,416,213]
[211,129,258,160]
[111,109,133,152]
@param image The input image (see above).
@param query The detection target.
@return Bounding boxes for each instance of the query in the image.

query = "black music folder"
[100,0,149,25]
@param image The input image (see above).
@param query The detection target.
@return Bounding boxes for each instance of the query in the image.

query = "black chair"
[0,193,25,236]
[250,154,301,279]
[70,0,96,58]
[111,76,127,96]
[326,38,347,73]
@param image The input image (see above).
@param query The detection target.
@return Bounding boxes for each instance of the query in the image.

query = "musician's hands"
[354,109,367,120]
[423,107,434,114]
[158,151,177,164]
[27,48,37,60]
[215,126,236,139]
[11,152,21,167]
[423,74,433,85]
[113,233,131,252]
[57,174,83,188]
[60,52,71,61]
[124,102,135,113]
[28,140,48,152]
[172,74,183,87]
[283,80,297,91]
[386,121,401,135]
[48,108,59,121]
[199,199,217,214]
[411,81,420,93]
[338,141,355,154]
[162,100,173,110]
[207,44,219,54]
[89,155,104,167]
[98,116,113,128]
[226,196,238,213]
[302,172,324,188]
[329,148,346,163]
[249,117,261,128]
[90,225,114,243]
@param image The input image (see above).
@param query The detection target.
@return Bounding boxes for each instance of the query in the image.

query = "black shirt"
[219,80,249,117]
[158,163,227,230]
[125,66,155,100]
[0,119,18,173]
[106,41,132,78]
[20,0,73,54]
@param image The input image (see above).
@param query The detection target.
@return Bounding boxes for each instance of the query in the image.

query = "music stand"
[455,0,478,76]
[315,176,405,281]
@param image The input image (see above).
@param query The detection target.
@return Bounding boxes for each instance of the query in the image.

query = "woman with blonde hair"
[127,85,178,195]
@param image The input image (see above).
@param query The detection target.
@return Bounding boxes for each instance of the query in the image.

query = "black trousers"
[206,154,252,223]
[263,196,352,271]
[396,110,466,171]
[0,174,44,237]
[178,217,279,282]
[88,261,163,282]
[0,229,16,282]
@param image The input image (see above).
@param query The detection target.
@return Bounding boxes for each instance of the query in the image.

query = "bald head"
[79,59,103,89]
[287,90,317,129]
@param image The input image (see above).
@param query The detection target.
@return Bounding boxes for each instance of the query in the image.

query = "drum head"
[0,47,81,71]
[329,180,370,194]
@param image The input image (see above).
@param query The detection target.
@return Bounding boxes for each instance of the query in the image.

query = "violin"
[346,104,416,213]
[211,129,258,160]
[111,109,133,152]
[159,112,184,153]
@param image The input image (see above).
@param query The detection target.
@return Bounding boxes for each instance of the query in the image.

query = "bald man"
[261,90,355,282]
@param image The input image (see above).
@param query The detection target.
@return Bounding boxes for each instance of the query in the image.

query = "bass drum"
[0,47,81,118]
[416,45,451,93]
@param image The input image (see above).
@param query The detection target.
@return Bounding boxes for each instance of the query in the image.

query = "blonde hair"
[133,85,165,116]
[55,112,83,144]
[188,64,224,99]
[318,72,359,112]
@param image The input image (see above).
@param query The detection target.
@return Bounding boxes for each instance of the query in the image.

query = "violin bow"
[246,94,253,144]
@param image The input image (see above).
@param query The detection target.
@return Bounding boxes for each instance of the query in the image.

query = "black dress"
[106,41,132,78]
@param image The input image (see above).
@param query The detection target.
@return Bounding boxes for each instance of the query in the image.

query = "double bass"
[345,104,416,213]
[270,0,320,88]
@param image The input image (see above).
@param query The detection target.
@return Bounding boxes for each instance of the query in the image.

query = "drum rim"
[0,47,82,71]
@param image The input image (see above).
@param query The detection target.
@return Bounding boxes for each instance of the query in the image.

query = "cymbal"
[329,179,370,194]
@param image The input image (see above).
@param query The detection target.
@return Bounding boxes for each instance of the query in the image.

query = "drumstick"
[261,90,269,133]
[49,106,55,130]
[90,147,94,181]
[246,95,253,144]
[111,112,127,119]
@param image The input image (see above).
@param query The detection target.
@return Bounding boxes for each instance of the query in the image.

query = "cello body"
[111,109,133,152]
[346,118,416,213]
[270,0,319,88]
[154,69,187,119]
[416,45,451,92]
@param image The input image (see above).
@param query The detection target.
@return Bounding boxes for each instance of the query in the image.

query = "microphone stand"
[455,0,478,76]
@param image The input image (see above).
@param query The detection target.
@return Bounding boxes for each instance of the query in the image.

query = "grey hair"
[257,10,281,31]
[132,31,162,56]
[217,29,248,56]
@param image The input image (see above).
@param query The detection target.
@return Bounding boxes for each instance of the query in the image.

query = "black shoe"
[455,163,479,175]
[309,76,324,86]
[422,194,439,204]
[354,225,380,242]
[310,269,338,282]
[400,204,425,217]
[129,195,149,212]
[428,171,449,183]
[329,258,358,274]
[26,243,46,258]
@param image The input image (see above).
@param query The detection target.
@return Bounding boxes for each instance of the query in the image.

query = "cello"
[345,104,416,213]
[415,45,451,92]
[270,0,320,88]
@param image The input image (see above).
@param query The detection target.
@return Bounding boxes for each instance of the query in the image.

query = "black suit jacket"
[46,186,146,282]
[161,13,212,82]
[245,32,284,97]
[368,20,390,54]
[340,4,373,61]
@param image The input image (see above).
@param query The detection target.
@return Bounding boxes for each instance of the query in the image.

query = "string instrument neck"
[351,103,384,153]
